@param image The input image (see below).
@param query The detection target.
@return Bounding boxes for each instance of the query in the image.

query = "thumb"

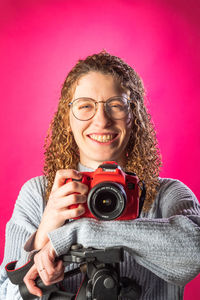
[23,264,42,297]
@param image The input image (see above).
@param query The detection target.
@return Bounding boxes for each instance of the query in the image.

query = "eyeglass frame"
[68,96,133,121]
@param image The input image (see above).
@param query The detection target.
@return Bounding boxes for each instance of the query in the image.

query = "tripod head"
[7,244,141,300]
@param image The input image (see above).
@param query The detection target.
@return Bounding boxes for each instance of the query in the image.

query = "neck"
[78,158,127,172]
[78,162,95,172]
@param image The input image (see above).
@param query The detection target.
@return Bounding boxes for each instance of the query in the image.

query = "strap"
[5,251,39,285]
[138,181,146,216]
[5,257,34,284]
[5,254,77,300]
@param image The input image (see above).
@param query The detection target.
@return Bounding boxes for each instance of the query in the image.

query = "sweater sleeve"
[48,179,200,286]
[0,176,48,300]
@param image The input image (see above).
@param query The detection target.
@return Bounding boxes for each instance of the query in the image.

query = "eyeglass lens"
[71,97,129,120]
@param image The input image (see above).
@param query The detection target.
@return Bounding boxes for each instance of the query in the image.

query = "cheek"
[122,119,133,143]
[123,117,133,133]
[69,113,87,141]
[125,128,132,145]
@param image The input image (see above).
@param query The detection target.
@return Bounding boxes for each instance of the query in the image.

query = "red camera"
[67,161,141,221]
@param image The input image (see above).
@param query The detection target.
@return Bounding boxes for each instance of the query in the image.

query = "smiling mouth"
[88,134,118,143]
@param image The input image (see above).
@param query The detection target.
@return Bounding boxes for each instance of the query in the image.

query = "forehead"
[73,71,129,99]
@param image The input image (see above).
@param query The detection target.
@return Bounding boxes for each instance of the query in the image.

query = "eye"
[78,104,92,109]
[75,99,95,110]
[109,101,125,111]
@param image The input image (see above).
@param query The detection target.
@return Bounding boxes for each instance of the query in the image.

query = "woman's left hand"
[23,241,64,298]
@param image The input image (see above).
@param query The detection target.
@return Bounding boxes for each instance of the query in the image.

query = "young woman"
[1,52,200,300]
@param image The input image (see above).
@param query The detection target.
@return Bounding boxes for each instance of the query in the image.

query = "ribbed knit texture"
[1,171,200,300]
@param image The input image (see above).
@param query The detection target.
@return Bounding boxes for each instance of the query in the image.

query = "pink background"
[0,0,199,298]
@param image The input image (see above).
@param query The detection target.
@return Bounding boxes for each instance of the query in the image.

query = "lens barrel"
[87,182,127,220]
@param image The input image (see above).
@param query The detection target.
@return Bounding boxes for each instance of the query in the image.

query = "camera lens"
[87,182,126,220]
[95,191,117,213]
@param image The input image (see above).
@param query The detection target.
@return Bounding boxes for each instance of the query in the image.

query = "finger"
[34,256,56,285]
[61,204,86,219]
[52,259,64,274]
[55,194,87,209]
[34,241,60,283]
[38,257,64,285]
[44,260,65,285]
[51,169,82,193]
[38,245,58,277]
[41,271,64,286]
[51,180,88,199]
[23,264,42,298]
[44,272,65,286]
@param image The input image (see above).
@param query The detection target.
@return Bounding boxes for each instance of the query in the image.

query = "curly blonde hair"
[44,51,162,212]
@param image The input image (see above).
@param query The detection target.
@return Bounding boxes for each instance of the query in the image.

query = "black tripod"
[10,244,141,300]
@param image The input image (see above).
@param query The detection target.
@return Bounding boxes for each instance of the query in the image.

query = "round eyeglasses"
[68,96,132,121]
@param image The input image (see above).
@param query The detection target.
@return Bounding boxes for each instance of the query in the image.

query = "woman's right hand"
[34,169,88,249]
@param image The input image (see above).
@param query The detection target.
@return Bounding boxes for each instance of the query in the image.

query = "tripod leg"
[75,275,90,300]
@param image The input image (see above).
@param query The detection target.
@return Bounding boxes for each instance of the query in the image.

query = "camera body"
[67,161,140,221]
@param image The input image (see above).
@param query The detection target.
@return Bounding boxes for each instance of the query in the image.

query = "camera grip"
[19,277,59,300]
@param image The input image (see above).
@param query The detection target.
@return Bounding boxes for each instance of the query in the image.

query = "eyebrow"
[72,95,130,101]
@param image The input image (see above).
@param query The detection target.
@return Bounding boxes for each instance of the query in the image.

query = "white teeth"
[89,134,115,142]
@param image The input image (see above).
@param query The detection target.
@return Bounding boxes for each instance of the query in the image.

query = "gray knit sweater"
[1,170,200,299]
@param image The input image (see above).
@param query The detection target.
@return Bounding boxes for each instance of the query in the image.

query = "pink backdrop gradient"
[0,0,200,298]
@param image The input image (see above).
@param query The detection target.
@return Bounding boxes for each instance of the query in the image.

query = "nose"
[92,102,113,127]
